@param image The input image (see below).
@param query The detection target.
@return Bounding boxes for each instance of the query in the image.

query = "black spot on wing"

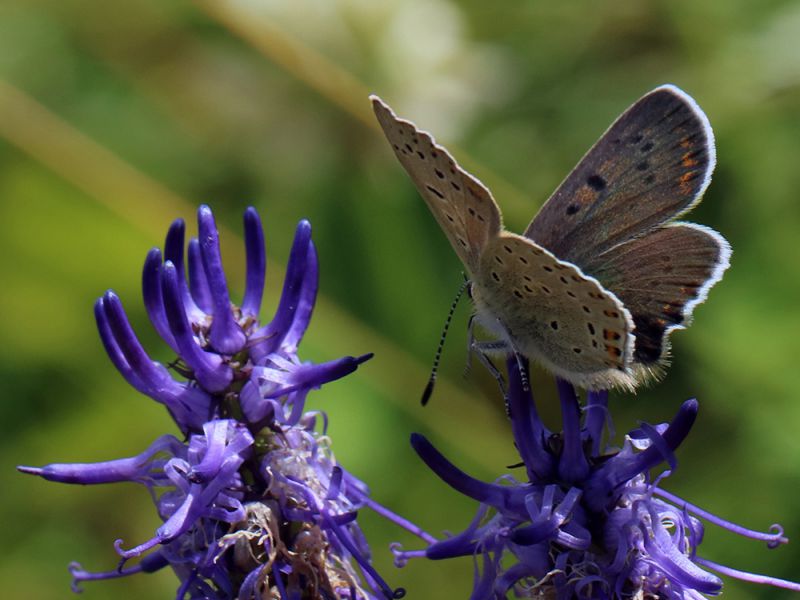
[426,185,445,199]
[586,174,607,191]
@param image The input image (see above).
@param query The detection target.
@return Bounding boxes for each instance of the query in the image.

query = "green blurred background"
[2,0,799,598]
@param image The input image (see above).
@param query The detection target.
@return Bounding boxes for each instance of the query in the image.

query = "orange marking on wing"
[682,152,698,168]
[679,171,696,194]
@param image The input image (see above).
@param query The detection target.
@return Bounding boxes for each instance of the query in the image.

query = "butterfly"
[371,85,730,391]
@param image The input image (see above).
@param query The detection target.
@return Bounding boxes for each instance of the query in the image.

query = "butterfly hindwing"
[583,222,730,366]
[525,85,715,268]
[372,96,501,274]
[473,232,636,389]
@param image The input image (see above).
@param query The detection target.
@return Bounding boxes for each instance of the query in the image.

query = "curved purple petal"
[161,261,233,393]
[251,220,312,362]
[197,205,246,355]
[241,207,266,318]
[187,237,213,313]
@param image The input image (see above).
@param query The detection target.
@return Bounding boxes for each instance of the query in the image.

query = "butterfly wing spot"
[586,174,607,191]
[444,213,455,223]
[494,255,503,265]
[679,171,700,194]
[682,151,700,168]
[425,185,445,200]
[587,323,596,335]
[518,256,529,265]
[604,310,620,318]
[641,141,654,152]
[560,276,569,284]
[451,181,461,191]
[541,285,551,294]
[573,347,582,354]
[550,321,559,330]
[513,290,524,299]
[603,328,622,341]
[606,345,622,358]
[503,245,513,253]
[582,305,591,314]
[458,237,468,248]
[434,168,444,179]
[524,284,534,293]
[543,265,554,273]
[566,290,576,298]
[566,204,580,215]
[417,151,425,159]
[491,271,500,282]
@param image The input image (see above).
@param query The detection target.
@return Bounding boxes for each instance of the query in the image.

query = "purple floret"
[394,356,799,599]
[19,206,411,600]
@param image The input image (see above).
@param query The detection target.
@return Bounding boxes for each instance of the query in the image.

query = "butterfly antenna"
[421,278,470,406]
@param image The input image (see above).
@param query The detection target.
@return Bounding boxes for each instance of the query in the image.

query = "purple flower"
[393,356,800,599]
[19,206,411,600]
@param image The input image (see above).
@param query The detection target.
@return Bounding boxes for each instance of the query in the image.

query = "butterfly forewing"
[372,96,501,274]
[583,222,730,366]
[525,85,715,268]
[473,232,635,389]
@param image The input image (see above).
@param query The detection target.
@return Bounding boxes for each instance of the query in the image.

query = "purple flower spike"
[197,205,247,355]
[141,248,180,354]
[241,206,266,317]
[161,260,233,393]
[18,434,184,485]
[396,355,799,598]
[95,291,214,432]
[164,218,205,324]
[187,237,213,313]
[21,206,412,599]
[251,220,313,362]
[250,352,373,403]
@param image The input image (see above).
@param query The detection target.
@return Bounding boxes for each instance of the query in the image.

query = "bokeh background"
[2,1,800,598]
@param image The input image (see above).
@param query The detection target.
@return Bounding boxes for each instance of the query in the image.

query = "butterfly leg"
[470,339,512,414]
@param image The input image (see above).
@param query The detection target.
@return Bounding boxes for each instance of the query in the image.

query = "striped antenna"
[421,278,470,406]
